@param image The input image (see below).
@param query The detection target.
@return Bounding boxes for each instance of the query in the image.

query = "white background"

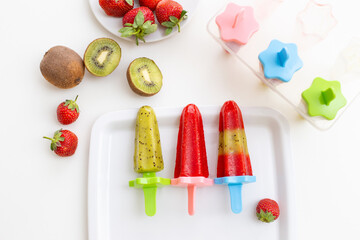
[0,0,359,239]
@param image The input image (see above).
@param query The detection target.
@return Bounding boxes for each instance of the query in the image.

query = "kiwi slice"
[84,38,121,77]
[127,57,163,96]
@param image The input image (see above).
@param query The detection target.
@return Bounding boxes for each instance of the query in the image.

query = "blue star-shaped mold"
[258,39,303,82]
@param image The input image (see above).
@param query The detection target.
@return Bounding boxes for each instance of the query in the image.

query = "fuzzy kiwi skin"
[126,58,161,97]
[40,46,85,89]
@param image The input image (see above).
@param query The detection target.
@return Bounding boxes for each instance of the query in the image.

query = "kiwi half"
[127,57,163,96]
[84,38,121,77]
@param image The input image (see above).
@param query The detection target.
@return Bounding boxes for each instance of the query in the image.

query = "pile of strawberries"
[43,96,80,157]
[99,0,187,45]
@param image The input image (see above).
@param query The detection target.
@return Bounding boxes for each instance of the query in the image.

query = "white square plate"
[88,106,295,240]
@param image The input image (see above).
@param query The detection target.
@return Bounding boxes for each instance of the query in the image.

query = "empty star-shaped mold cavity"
[302,77,346,120]
[216,3,259,45]
[342,43,360,73]
[258,39,303,82]
[297,0,337,39]
[341,39,360,72]
[331,39,360,81]
[254,0,284,21]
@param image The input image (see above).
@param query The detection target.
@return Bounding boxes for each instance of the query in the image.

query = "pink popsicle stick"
[187,185,196,216]
[171,177,213,216]
[232,9,245,28]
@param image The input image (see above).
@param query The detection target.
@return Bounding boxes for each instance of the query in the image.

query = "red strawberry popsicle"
[171,104,213,216]
[214,101,256,214]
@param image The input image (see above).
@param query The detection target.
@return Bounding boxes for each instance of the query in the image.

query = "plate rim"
[88,0,200,43]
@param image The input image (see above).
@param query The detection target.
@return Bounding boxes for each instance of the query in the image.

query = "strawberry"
[119,7,157,45]
[57,95,80,125]
[99,0,134,17]
[256,198,280,223]
[43,129,78,157]
[155,0,187,35]
[123,7,156,25]
[139,0,162,11]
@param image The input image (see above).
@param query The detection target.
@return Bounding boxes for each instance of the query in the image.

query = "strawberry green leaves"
[134,9,145,26]
[64,95,79,113]
[256,209,276,223]
[119,11,157,45]
[43,129,65,151]
[161,10,187,35]
[119,4,188,43]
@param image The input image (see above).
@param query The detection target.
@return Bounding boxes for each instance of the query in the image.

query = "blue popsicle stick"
[277,47,289,67]
[215,176,256,213]
[228,184,243,213]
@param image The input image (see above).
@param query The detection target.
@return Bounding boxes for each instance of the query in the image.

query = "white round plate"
[89,0,200,43]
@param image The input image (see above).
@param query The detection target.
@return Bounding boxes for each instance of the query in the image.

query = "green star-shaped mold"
[302,77,347,120]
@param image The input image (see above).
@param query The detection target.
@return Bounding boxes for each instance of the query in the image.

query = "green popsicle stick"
[143,173,157,217]
[129,172,170,216]
[143,186,157,216]
[321,87,336,105]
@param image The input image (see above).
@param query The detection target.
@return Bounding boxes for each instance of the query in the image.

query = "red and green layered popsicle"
[214,101,256,214]
[171,104,213,216]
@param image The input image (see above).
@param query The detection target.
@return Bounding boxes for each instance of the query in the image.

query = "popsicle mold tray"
[208,0,360,130]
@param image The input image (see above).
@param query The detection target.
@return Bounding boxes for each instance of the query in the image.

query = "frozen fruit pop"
[134,106,164,173]
[217,101,252,177]
[129,106,170,217]
[171,104,213,216]
[174,104,209,178]
[214,101,256,214]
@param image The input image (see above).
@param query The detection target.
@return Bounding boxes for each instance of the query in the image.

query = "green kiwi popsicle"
[129,106,170,217]
[134,106,164,173]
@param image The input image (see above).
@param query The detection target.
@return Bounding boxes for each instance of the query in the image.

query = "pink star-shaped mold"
[297,0,337,40]
[216,3,260,45]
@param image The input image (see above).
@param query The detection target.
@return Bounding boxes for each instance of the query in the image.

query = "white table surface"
[0,0,359,239]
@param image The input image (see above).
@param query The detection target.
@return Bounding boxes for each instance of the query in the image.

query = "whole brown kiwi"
[40,46,85,89]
